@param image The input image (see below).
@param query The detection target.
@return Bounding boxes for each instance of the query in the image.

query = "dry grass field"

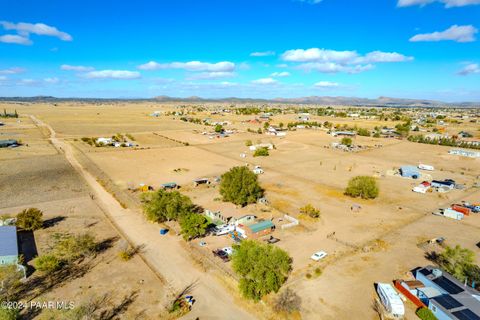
[1,101,479,320]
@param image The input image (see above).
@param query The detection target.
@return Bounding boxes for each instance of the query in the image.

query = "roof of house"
[400,165,420,174]
[416,266,480,319]
[0,226,18,257]
[248,220,274,233]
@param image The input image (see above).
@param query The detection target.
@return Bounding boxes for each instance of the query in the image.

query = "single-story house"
[330,131,356,137]
[431,179,456,190]
[241,220,275,239]
[0,139,19,148]
[204,210,229,224]
[400,166,420,179]
[0,226,19,266]
[233,215,257,226]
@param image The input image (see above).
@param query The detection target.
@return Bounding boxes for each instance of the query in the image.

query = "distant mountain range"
[0,95,479,107]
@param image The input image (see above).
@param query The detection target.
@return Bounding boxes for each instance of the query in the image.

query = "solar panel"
[452,309,480,320]
[433,276,465,294]
[433,295,463,310]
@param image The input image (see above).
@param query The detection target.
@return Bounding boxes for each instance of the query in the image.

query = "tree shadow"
[42,216,66,229]
[17,230,38,276]
[95,236,120,254]
[99,291,139,320]
[424,251,440,264]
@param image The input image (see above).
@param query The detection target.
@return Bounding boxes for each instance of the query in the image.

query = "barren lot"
[3,102,479,320]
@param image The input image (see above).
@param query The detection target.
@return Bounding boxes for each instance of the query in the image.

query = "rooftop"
[0,226,18,257]
[248,220,274,233]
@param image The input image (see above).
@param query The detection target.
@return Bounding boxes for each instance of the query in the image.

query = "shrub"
[141,190,195,223]
[214,124,224,133]
[357,128,370,137]
[245,140,253,147]
[299,204,321,218]
[273,288,301,314]
[232,240,292,301]
[253,147,269,157]
[219,166,264,206]
[416,307,438,320]
[341,137,352,146]
[33,254,61,273]
[16,208,43,231]
[52,233,97,263]
[345,176,379,199]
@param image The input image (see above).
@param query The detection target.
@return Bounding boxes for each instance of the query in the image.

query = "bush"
[341,137,352,146]
[273,288,301,314]
[300,204,321,218]
[416,307,438,320]
[33,254,61,273]
[345,176,379,199]
[356,128,370,137]
[0,306,19,320]
[52,233,97,263]
[214,124,224,133]
[141,190,195,223]
[232,240,292,301]
[245,140,253,147]
[179,213,209,240]
[220,166,264,206]
[16,208,43,231]
[253,147,269,157]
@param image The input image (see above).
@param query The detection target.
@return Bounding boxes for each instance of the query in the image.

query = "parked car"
[264,236,280,244]
[212,249,230,262]
[222,247,233,256]
[213,224,235,236]
[311,251,328,261]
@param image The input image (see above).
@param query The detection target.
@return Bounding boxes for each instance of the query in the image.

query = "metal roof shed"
[249,220,275,233]
[400,166,420,179]
[0,226,18,265]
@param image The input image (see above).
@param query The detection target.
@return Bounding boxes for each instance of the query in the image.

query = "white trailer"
[376,283,405,318]
[418,164,434,171]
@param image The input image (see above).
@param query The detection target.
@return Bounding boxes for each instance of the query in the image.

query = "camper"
[376,283,405,318]
[418,164,434,171]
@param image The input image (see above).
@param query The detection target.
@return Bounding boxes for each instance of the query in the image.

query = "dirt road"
[30,115,256,320]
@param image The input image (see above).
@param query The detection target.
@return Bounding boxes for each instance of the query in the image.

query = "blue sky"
[1,0,479,101]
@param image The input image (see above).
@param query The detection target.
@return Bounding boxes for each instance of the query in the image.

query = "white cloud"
[0,34,32,45]
[410,25,478,42]
[0,76,7,81]
[360,51,414,63]
[44,77,59,84]
[398,0,480,7]
[314,81,340,88]
[270,71,291,77]
[282,48,358,63]
[297,62,374,74]
[20,79,38,85]
[281,48,412,74]
[250,51,276,57]
[187,71,235,80]
[84,70,141,80]
[138,61,235,72]
[458,63,480,75]
[0,67,25,74]
[251,78,278,85]
[0,21,72,41]
[60,64,95,72]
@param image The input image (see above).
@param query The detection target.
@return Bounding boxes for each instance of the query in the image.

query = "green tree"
[220,167,264,206]
[33,254,61,273]
[0,306,19,320]
[214,124,224,133]
[253,147,269,157]
[141,190,195,222]
[179,213,209,240]
[438,245,475,282]
[341,137,352,146]
[16,208,43,231]
[344,176,379,199]
[232,240,291,301]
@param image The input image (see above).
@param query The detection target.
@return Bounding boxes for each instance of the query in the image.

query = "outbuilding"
[0,139,19,148]
[242,220,275,239]
[400,166,420,179]
[0,226,19,266]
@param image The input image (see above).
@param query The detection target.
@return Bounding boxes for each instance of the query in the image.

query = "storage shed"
[243,220,275,239]
[400,166,420,179]
[0,226,19,266]
[0,139,19,148]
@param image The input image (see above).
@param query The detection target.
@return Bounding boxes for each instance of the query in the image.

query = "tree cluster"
[344,176,379,199]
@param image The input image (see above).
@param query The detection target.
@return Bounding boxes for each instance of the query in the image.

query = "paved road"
[30,115,256,320]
